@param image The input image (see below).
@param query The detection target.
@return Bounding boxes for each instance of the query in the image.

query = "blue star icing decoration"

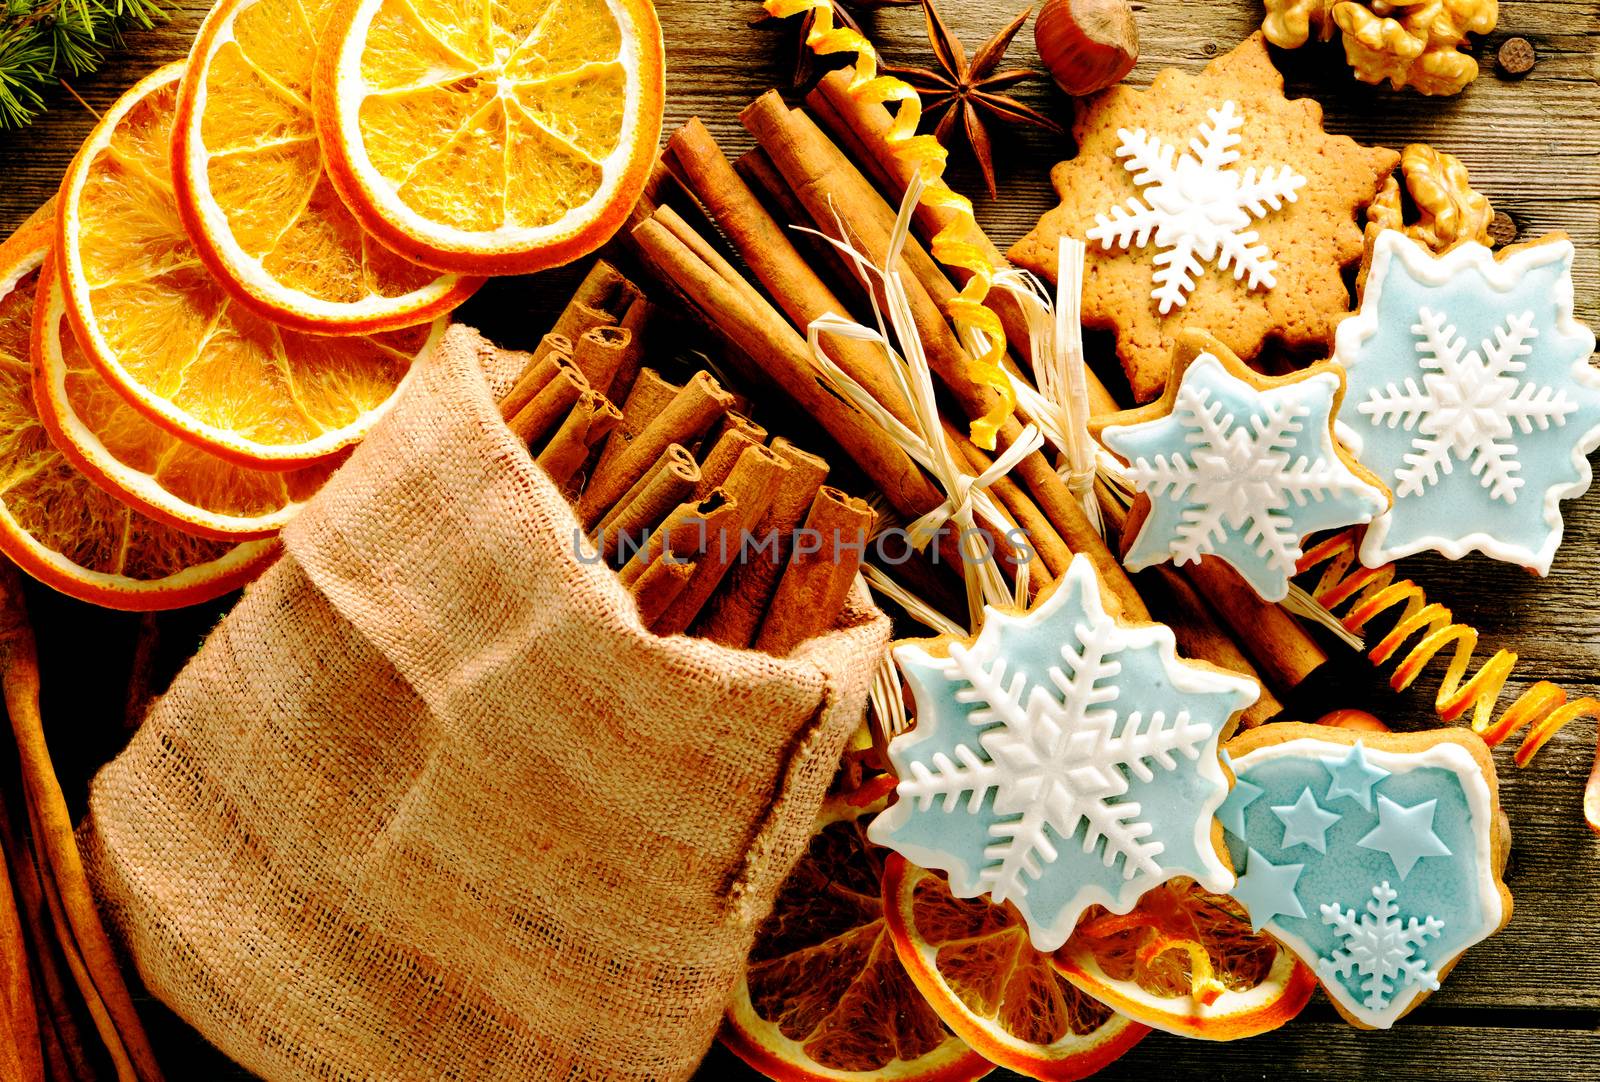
[1358,795,1451,879]
[1335,230,1600,573]
[868,554,1260,953]
[1325,740,1388,810]
[1272,788,1341,853]
[1101,348,1387,602]
[1217,767,1262,839]
[1221,730,1506,1028]
[1232,847,1305,931]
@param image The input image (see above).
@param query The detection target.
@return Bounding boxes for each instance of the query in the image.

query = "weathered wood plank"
[0,0,1597,1076]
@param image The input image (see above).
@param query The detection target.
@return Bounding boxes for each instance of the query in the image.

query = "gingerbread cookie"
[1335,230,1600,573]
[1218,723,1512,1029]
[868,554,1260,952]
[1010,33,1399,403]
[1095,331,1389,602]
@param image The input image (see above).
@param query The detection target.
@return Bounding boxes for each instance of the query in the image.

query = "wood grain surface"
[2,0,1598,1079]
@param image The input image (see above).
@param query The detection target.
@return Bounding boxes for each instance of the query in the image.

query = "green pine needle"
[0,0,168,129]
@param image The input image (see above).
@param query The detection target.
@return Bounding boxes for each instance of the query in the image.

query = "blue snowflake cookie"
[1335,230,1600,573]
[868,553,1260,953]
[1096,332,1389,602]
[1219,724,1511,1029]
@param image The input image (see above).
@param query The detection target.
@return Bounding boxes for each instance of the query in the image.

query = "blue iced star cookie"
[1097,333,1388,602]
[1335,230,1600,573]
[1220,724,1511,1029]
[868,554,1260,953]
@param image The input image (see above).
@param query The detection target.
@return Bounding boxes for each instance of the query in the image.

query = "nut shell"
[1035,0,1138,97]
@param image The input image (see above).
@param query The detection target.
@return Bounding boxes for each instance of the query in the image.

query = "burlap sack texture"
[78,325,890,1081]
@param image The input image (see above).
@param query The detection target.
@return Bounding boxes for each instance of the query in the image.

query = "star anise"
[753,1,917,91]
[884,0,1062,198]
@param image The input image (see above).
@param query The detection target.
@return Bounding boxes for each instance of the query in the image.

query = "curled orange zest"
[1136,935,1226,1007]
[763,0,1015,449]
[1299,528,1600,833]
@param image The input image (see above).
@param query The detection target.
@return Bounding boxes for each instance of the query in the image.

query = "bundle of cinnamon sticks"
[585,77,1351,729]
[499,260,873,655]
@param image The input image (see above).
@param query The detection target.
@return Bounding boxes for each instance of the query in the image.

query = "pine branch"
[0,0,167,129]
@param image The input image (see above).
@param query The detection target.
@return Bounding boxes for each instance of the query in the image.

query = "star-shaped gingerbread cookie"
[1009,33,1399,403]
[1092,331,1389,603]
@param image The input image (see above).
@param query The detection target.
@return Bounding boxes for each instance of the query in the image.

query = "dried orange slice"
[722,778,993,1082]
[57,63,443,469]
[314,0,666,275]
[173,0,480,334]
[0,212,275,610]
[1052,879,1317,1041]
[882,855,1148,1082]
[33,254,339,540]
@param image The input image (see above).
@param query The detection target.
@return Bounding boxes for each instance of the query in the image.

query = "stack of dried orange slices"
[0,0,665,609]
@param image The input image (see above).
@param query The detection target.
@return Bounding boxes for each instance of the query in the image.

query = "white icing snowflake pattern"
[897,610,1214,898]
[1104,354,1385,600]
[870,556,1256,952]
[1318,882,1444,1012]
[1087,100,1306,313]
[1358,307,1576,504]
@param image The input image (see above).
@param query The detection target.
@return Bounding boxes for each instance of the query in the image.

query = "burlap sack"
[78,324,889,1081]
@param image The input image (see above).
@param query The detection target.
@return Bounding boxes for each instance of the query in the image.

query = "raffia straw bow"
[802,172,1042,629]
[985,238,1108,539]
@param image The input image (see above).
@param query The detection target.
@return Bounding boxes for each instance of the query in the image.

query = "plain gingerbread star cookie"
[1009,32,1399,403]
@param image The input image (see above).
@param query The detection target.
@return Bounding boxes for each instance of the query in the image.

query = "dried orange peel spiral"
[763,0,1014,448]
[1299,529,1600,833]
[1075,911,1226,1006]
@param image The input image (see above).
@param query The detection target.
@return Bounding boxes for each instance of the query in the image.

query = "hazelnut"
[1034,0,1139,97]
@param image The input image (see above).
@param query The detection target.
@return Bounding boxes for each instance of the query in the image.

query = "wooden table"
[2,1,1598,1079]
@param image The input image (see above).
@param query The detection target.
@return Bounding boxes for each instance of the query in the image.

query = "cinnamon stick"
[695,425,765,498]
[666,118,915,425]
[697,438,831,648]
[630,215,943,524]
[552,260,636,342]
[598,445,701,563]
[655,443,790,635]
[498,333,573,420]
[756,486,874,656]
[610,296,657,404]
[537,391,622,490]
[508,365,589,446]
[572,325,632,398]
[808,76,1038,359]
[620,490,739,587]
[631,553,697,628]
[744,94,1147,620]
[734,147,862,299]
[703,411,768,463]
[594,367,682,482]
[577,370,735,529]
[1186,558,1328,689]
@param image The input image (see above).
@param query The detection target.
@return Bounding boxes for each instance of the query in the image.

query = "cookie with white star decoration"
[1219,724,1512,1029]
[1334,229,1600,573]
[1009,32,1399,402]
[1095,332,1390,602]
[867,554,1260,953]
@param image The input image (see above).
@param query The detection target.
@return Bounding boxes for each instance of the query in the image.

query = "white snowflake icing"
[1358,307,1576,505]
[870,555,1256,952]
[899,612,1214,896]
[1103,354,1386,601]
[1318,882,1444,1012]
[1086,100,1306,313]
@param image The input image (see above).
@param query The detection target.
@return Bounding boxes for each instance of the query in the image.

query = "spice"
[883,0,1061,198]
